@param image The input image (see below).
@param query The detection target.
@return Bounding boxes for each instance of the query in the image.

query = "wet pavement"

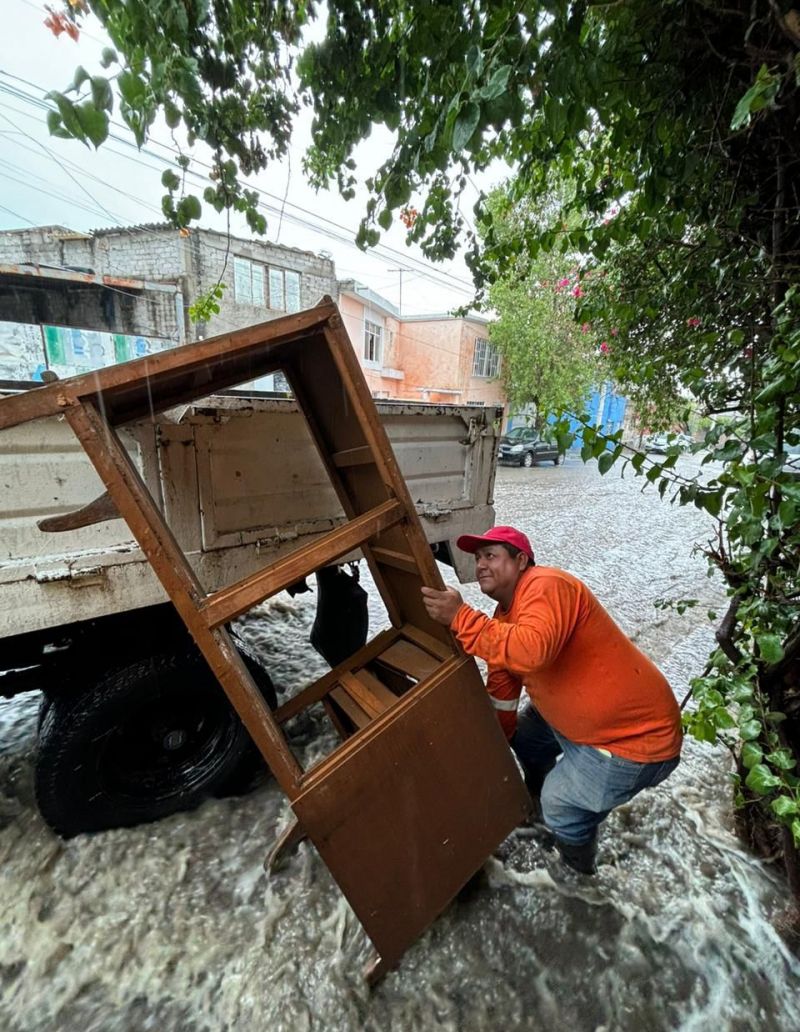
[2,453,799,1031]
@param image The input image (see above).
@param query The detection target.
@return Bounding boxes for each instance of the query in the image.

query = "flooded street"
[2,454,800,1031]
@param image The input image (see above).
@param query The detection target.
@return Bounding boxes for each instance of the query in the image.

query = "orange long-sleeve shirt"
[451,566,682,763]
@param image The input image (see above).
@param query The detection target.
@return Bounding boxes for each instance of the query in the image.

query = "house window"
[364,320,383,365]
[472,337,500,378]
[268,268,302,313]
[233,257,265,305]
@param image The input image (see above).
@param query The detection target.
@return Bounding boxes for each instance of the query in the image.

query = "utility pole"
[387,267,410,315]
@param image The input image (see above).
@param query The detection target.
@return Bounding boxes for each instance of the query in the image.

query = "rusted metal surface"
[0,263,178,293]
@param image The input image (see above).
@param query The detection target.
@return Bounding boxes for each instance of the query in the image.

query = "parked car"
[644,433,690,454]
[498,427,561,467]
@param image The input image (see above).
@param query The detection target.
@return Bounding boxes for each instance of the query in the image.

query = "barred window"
[472,337,500,378]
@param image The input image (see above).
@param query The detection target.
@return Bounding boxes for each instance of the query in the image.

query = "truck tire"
[34,643,275,837]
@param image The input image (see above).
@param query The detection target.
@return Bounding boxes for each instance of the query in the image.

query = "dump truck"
[0,354,501,837]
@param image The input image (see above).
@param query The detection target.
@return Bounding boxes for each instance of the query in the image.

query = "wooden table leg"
[264,818,307,873]
[363,952,390,987]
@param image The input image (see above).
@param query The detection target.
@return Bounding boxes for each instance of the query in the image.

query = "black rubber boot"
[555,836,597,875]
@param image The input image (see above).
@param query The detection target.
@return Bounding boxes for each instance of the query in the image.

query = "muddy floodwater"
[2,455,800,1031]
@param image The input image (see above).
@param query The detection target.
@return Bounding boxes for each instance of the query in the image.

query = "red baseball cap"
[456,526,535,563]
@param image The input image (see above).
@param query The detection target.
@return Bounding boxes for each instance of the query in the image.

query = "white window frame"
[472,336,500,378]
[363,319,384,367]
[267,267,302,313]
[233,257,265,305]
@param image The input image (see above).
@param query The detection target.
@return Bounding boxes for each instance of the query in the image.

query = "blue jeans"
[511,704,679,846]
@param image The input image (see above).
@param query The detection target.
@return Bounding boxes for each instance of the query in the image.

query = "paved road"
[1,453,798,1031]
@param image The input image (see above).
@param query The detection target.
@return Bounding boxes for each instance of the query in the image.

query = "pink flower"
[599,342,610,354]
[687,316,701,328]
[572,285,584,298]
[610,327,619,337]
[557,278,570,288]
[581,322,590,334]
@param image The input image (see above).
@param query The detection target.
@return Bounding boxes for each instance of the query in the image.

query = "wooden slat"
[274,627,400,725]
[330,686,371,729]
[332,445,374,468]
[377,640,440,682]
[201,498,406,628]
[63,399,304,796]
[370,546,418,575]
[37,490,119,532]
[322,697,350,741]
[283,363,404,630]
[340,671,397,718]
[400,624,453,661]
[0,303,337,431]
[321,320,454,648]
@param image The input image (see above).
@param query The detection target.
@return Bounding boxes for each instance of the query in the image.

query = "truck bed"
[0,392,498,640]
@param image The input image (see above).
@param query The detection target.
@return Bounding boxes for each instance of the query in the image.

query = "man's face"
[474,544,528,604]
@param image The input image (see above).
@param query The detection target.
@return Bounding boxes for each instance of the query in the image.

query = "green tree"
[482,188,598,417]
[488,270,597,418]
[50,1,800,916]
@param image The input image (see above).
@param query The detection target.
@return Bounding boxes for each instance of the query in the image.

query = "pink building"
[338,281,505,409]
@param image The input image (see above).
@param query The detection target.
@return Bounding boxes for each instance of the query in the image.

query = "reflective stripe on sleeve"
[490,696,519,711]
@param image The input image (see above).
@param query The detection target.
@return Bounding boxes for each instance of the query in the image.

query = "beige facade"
[338,282,505,409]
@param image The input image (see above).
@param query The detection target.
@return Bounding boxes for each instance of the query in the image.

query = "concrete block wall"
[0,223,337,343]
[0,226,180,339]
[190,229,337,337]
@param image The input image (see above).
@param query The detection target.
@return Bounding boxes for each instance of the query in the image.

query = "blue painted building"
[505,382,628,447]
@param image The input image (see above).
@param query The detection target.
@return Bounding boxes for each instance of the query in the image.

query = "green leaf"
[72,66,91,92]
[771,795,798,819]
[100,47,118,69]
[385,176,411,209]
[161,169,181,190]
[745,763,782,795]
[378,208,392,230]
[45,91,86,143]
[90,77,113,113]
[741,742,763,769]
[765,748,796,771]
[730,65,781,130]
[453,102,481,152]
[597,450,616,475]
[75,103,109,148]
[756,634,784,665]
[45,109,71,140]
[118,70,146,109]
[165,100,182,129]
[697,490,722,517]
[184,194,202,219]
[480,66,511,102]
[739,719,762,741]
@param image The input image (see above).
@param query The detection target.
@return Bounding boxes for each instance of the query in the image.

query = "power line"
[0,202,36,226]
[0,70,478,298]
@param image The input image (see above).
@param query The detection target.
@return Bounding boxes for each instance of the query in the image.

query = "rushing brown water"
[1,455,798,1031]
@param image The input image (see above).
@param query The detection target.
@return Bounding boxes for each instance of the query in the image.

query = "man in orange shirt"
[421,526,681,875]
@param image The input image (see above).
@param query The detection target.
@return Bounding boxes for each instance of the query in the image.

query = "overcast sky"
[0,0,505,315]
